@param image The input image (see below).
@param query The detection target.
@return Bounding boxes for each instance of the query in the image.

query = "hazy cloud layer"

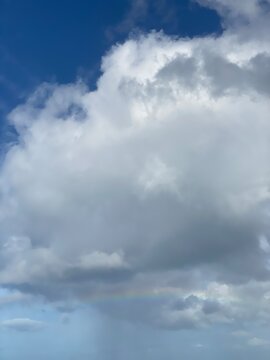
[1,0,270,330]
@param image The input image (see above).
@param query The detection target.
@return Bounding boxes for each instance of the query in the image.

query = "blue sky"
[1,1,270,359]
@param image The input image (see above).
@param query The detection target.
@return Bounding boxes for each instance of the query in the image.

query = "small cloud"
[60,313,70,324]
[1,318,46,332]
[248,337,270,347]
[232,330,250,337]
[259,235,270,253]
[79,251,128,271]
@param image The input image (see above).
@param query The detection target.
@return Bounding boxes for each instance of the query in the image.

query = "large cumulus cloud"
[1,0,270,329]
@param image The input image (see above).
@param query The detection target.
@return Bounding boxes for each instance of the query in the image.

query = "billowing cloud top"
[1,0,270,330]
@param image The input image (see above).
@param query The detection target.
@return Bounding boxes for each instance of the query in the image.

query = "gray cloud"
[203,52,270,96]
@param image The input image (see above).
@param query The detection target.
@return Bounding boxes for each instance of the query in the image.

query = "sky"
[1,0,270,359]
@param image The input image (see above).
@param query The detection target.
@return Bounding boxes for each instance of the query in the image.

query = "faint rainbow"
[85,287,179,304]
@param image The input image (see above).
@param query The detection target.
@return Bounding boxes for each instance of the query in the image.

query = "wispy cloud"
[106,0,179,40]
[1,318,46,332]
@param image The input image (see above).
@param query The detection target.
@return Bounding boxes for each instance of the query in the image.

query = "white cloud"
[198,0,263,18]
[79,251,128,270]
[1,318,46,332]
[248,337,270,347]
